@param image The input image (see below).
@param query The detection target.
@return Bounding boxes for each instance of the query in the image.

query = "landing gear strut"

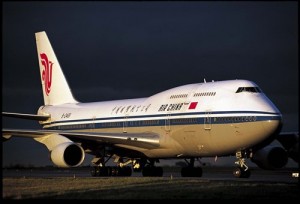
[233,150,251,178]
[181,158,203,177]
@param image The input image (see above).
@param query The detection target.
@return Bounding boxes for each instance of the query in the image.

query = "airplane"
[2,31,298,178]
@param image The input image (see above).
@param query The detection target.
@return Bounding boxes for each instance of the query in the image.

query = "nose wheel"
[233,167,251,178]
[233,150,251,178]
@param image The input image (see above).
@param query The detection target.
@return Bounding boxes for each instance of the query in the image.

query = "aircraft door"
[123,114,128,133]
[90,116,96,129]
[165,113,171,131]
[204,111,211,130]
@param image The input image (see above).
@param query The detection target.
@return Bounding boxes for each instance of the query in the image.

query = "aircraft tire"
[118,166,132,176]
[90,167,97,177]
[233,167,251,178]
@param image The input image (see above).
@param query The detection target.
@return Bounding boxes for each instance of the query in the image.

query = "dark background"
[2,1,298,167]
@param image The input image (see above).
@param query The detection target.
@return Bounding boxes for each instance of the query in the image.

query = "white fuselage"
[38,79,282,159]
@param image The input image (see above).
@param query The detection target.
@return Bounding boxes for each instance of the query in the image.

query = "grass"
[3,177,299,199]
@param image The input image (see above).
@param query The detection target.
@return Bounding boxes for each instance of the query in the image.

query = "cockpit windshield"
[236,87,261,93]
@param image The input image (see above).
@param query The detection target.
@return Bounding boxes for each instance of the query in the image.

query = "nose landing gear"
[233,150,251,178]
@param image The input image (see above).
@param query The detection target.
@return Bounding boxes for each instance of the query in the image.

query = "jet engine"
[50,142,85,168]
[251,146,288,170]
[276,132,299,163]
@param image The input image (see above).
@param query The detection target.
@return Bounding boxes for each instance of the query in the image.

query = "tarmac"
[3,166,299,184]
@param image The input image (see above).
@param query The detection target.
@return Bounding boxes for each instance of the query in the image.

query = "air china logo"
[188,102,198,110]
[40,53,53,96]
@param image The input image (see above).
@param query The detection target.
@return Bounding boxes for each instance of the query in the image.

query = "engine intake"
[251,146,288,170]
[50,142,85,168]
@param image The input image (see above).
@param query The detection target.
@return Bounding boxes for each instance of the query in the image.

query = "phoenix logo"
[40,53,53,96]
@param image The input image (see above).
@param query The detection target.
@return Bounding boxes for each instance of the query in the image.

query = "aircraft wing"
[2,128,160,149]
[2,112,50,121]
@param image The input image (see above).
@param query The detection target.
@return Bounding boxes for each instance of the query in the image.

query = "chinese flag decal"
[188,102,198,109]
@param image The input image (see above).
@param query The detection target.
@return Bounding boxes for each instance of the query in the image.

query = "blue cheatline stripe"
[44,110,281,126]
[46,115,281,131]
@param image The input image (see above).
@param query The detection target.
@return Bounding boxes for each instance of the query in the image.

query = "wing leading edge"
[2,128,160,149]
[2,112,50,121]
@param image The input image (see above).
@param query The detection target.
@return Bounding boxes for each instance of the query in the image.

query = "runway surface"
[3,166,299,183]
[3,166,299,199]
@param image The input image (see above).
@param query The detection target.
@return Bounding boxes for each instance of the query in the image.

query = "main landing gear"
[91,165,132,177]
[90,154,164,177]
[233,150,251,178]
[181,158,203,177]
[90,155,132,177]
[142,159,163,177]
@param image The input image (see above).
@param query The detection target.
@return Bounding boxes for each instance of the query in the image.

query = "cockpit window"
[236,87,261,93]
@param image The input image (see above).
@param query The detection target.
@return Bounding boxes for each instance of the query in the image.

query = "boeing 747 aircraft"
[3,31,298,178]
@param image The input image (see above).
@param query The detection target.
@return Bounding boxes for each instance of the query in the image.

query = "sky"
[2,1,298,168]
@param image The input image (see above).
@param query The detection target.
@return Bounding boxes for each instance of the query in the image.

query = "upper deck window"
[236,87,261,93]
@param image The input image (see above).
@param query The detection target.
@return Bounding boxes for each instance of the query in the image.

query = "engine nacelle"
[50,142,85,168]
[251,146,288,170]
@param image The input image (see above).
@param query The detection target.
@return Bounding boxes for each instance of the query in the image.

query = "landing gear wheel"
[155,167,163,177]
[101,166,111,176]
[90,167,97,177]
[233,167,242,178]
[118,166,132,176]
[242,168,251,178]
[233,167,251,178]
